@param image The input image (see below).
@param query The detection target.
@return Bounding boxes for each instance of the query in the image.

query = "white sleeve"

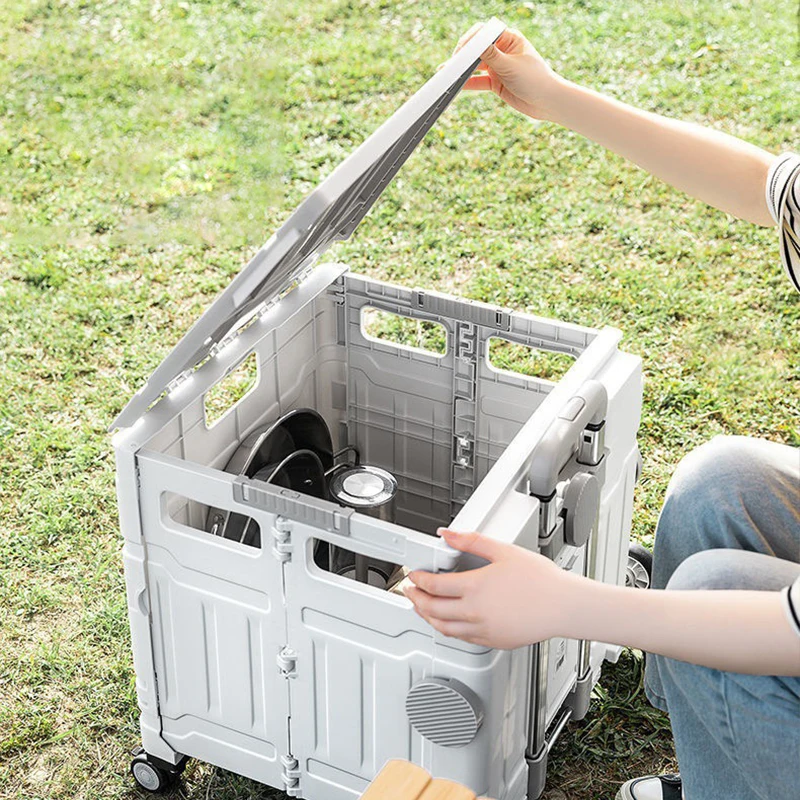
[766,152,800,293]
[781,576,800,639]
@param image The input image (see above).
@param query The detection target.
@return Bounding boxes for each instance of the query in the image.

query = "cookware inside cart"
[225,449,328,547]
[227,408,334,476]
[207,409,402,586]
[206,409,333,541]
[325,464,400,589]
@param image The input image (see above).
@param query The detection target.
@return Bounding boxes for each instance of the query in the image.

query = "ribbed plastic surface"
[405,678,483,748]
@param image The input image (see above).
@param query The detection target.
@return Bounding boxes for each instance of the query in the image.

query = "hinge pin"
[272,516,293,562]
[281,754,301,796]
[277,646,298,679]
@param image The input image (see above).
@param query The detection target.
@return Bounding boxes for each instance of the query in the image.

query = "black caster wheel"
[130,747,188,793]
[131,754,170,793]
[625,543,653,590]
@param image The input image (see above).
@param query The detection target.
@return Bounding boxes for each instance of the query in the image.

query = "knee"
[656,437,770,544]
[664,436,754,510]
[666,550,740,591]
[667,549,800,592]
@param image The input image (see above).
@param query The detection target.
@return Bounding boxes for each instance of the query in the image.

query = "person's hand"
[403,528,582,649]
[454,24,565,121]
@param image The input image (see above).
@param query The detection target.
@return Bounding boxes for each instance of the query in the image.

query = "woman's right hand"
[455,24,565,122]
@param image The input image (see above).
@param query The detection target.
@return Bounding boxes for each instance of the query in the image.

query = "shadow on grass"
[543,650,676,800]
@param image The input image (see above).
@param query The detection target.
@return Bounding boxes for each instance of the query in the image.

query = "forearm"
[565,577,800,676]
[545,79,776,226]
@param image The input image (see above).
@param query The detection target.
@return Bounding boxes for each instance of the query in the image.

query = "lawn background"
[0,0,798,798]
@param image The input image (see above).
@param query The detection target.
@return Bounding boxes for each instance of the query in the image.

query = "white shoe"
[616,773,682,800]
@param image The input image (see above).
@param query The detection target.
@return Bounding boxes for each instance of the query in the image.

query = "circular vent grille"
[405,678,484,748]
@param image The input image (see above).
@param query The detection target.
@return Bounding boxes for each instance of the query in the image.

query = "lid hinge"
[277,646,298,679]
[271,516,293,562]
[281,753,302,796]
[165,370,192,397]
[207,297,278,362]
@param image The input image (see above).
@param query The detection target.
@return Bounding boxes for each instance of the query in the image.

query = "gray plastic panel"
[341,273,601,525]
[283,515,529,800]
[111,18,506,432]
[343,282,456,532]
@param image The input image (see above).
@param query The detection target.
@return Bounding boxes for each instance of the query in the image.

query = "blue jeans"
[644,436,800,800]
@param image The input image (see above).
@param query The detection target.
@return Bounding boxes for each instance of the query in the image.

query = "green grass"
[1,0,797,798]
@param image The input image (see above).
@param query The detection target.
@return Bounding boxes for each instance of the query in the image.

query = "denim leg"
[652,550,800,800]
[645,435,800,709]
[662,653,800,800]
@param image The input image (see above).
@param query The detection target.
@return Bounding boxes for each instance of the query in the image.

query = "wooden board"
[419,778,477,800]
[360,760,489,800]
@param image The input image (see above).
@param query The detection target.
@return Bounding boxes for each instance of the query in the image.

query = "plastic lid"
[111,19,505,431]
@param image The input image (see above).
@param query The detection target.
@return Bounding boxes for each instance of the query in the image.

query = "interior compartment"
[142,271,597,546]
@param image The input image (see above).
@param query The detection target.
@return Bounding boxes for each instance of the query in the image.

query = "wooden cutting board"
[360,760,491,800]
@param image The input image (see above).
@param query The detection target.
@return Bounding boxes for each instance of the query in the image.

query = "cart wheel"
[131,752,172,793]
[625,543,653,590]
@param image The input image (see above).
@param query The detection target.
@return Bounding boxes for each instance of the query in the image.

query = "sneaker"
[616,773,682,800]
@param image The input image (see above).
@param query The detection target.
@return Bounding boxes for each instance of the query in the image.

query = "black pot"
[224,449,326,546]
[207,409,333,544]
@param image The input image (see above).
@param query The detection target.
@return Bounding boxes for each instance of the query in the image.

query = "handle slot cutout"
[360,306,447,357]
[162,490,262,550]
[203,352,259,428]
[487,337,575,381]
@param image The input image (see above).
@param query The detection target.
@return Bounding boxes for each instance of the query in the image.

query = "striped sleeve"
[765,152,800,293]
[782,576,800,639]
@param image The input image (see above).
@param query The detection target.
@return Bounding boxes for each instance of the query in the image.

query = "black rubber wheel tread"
[627,542,653,586]
[131,754,172,794]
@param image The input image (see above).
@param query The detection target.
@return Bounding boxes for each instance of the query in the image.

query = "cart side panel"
[177,296,345,469]
[284,517,526,800]
[586,351,642,588]
[427,640,531,800]
[135,451,291,790]
[471,311,594,489]
[116,441,181,762]
[130,264,347,472]
[343,275,606,528]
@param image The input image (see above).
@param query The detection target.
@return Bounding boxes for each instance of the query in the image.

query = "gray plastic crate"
[112,19,642,800]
